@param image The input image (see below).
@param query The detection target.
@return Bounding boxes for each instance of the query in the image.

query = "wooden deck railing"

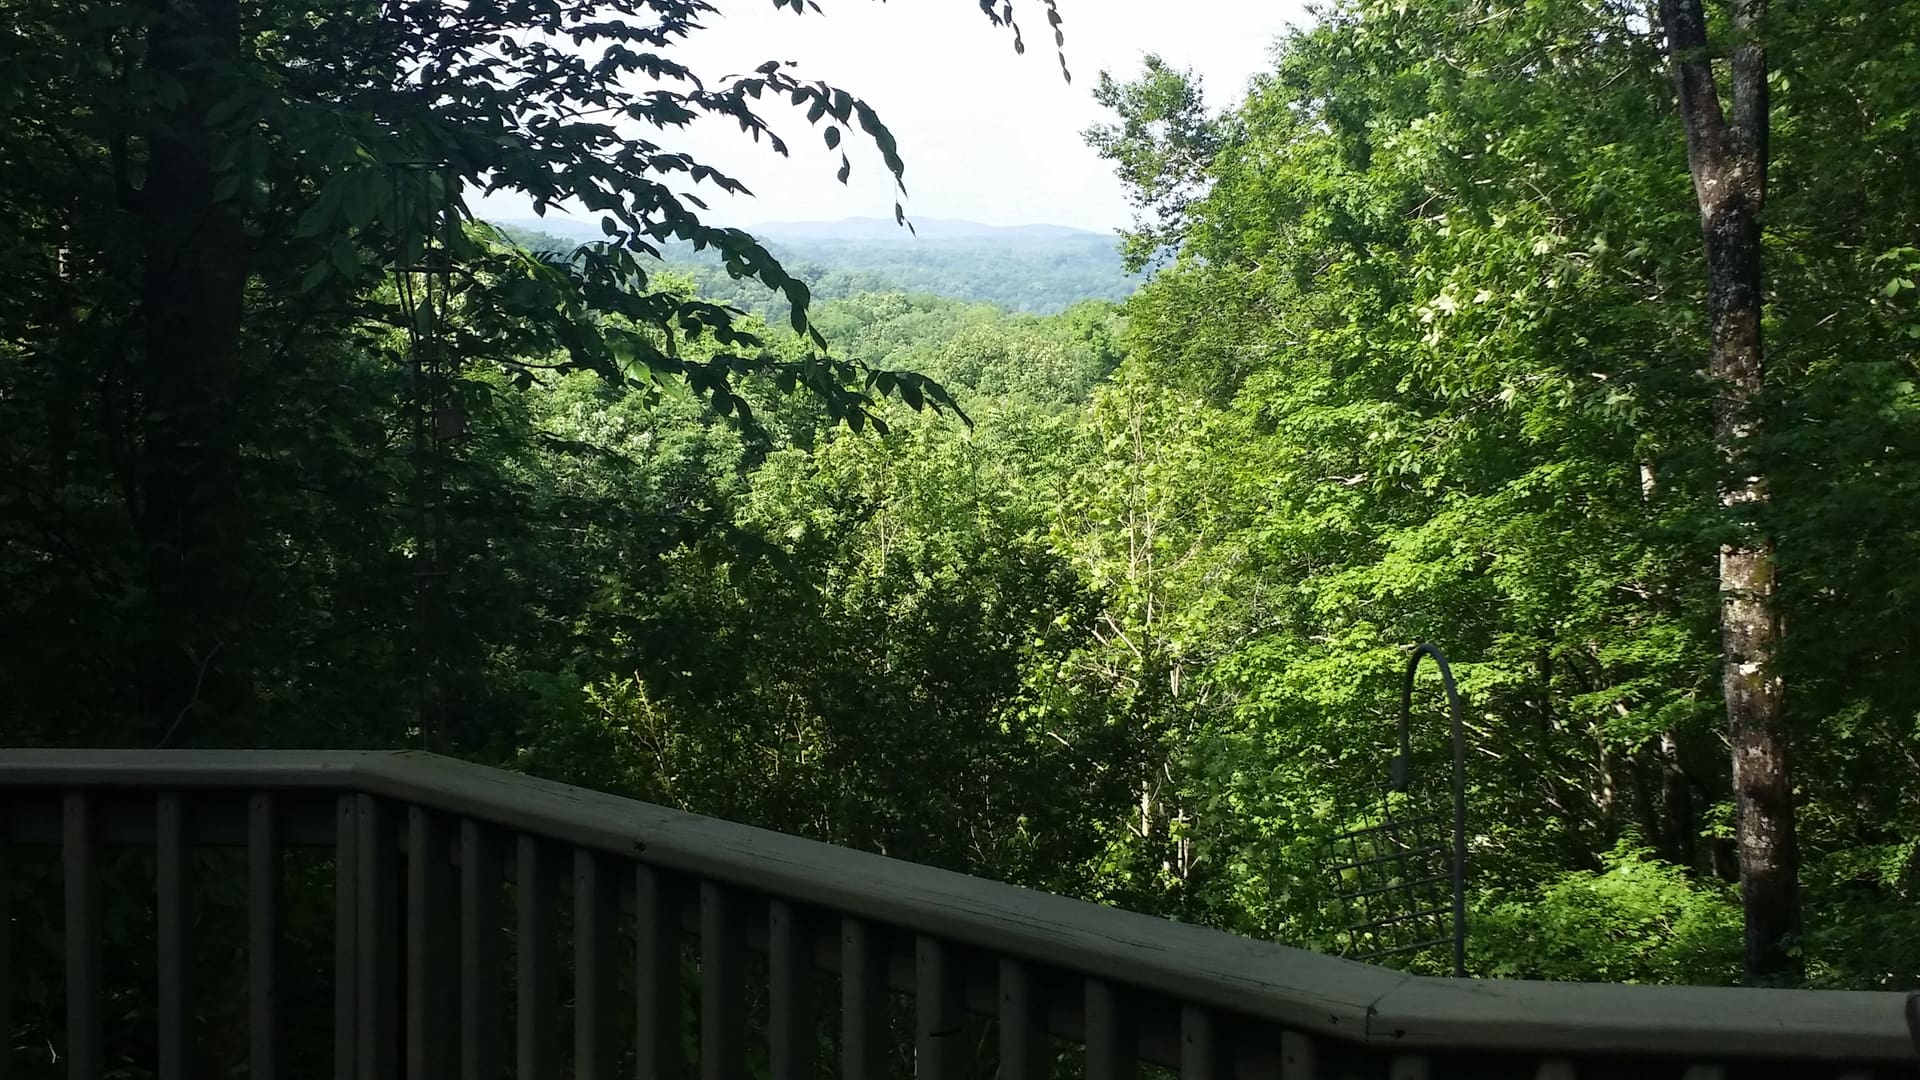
[0,749,1912,1080]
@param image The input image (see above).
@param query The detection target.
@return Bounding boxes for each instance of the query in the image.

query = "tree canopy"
[4,4,1920,1058]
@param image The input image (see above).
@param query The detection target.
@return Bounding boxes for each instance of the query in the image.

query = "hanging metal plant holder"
[1327,643,1468,977]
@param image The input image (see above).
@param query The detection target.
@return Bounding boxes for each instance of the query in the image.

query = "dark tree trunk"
[137,0,250,743]
[1654,0,1801,982]
[1657,729,1697,870]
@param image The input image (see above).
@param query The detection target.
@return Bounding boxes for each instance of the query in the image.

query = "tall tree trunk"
[1657,729,1697,870]
[138,0,250,743]
[1654,0,1801,982]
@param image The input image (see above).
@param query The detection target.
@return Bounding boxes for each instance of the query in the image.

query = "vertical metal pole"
[1402,643,1469,979]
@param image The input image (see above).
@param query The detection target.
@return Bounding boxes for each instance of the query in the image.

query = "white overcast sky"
[471,0,1308,234]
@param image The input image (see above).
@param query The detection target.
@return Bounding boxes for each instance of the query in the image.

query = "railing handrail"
[1,748,1910,1063]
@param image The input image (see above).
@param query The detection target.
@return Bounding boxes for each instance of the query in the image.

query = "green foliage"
[1085,55,1223,272]
[1070,0,1920,987]
[1476,841,1744,985]
[6,0,1920,1043]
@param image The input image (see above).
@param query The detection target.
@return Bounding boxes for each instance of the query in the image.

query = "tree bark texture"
[1654,0,1801,982]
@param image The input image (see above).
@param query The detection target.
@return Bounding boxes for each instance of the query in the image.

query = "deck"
[0,749,1913,1079]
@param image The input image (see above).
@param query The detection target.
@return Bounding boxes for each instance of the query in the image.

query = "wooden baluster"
[1180,1005,1223,1080]
[356,795,399,1080]
[335,795,360,1080]
[768,900,812,1080]
[250,793,284,1080]
[460,821,504,1080]
[636,864,683,1080]
[997,959,1048,1080]
[700,882,746,1080]
[0,834,10,1080]
[1083,979,1135,1080]
[1387,1056,1431,1080]
[840,917,888,1080]
[575,850,618,1080]
[63,792,102,1080]
[407,808,455,1079]
[1278,1030,1321,1080]
[516,837,559,1080]
[915,937,966,1080]
[156,794,187,1080]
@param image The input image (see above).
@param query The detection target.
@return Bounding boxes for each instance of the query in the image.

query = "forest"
[4,0,1919,1013]
[496,219,1143,320]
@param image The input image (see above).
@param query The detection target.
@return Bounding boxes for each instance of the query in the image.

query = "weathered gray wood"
[9,749,1918,1071]
[915,937,967,1080]
[1180,1005,1221,1080]
[1084,978,1136,1080]
[356,794,399,1080]
[1386,1055,1430,1080]
[344,754,1404,1044]
[250,793,284,1080]
[768,899,812,1080]
[1366,975,1913,1061]
[636,863,684,1080]
[407,808,456,1079]
[156,794,187,1080]
[841,917,888,1080]
[335,795,359,1080]
[63,792,103,1080]
[0,749,375,787]
[354,751,1920,1062]
[575,849,618,1080]
[997,958,1049,1080]
[516,836,559,1080]
[460,820,504,1080]
[700,881,747,1080]
[1277,1030,1320,1080]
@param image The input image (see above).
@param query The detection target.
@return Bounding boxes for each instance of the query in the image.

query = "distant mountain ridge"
[493,215,1108,244]
[488,215,1139,316]
[748,217,1105,242]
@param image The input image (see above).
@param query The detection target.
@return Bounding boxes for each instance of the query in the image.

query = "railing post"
[767,899,812,1080]
[699,882,746,1080]
[407,808,455,1079]
[1179,1006,1223,1080]
[915,937,966,1080]
[155,794,187,1080]
[63,792,103,1080]
[1387,1056,1431,1080]
[516,836,559,1080]
[356,795,399,1080]
[636,864,684,1080]
[336,795,360,1080]
[1278,1031,1321,1080]
[997,959,1048,1080]
[250,793,284,1080]
[1084,978,1136,1080]
[841,918,888,1080]
[575,849,618,1080]
[0,829,11,1080]
[459,821,503,1080]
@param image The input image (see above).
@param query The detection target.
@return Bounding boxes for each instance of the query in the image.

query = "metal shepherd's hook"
[1397,642,1468,979]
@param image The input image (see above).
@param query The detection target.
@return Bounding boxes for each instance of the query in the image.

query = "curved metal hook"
[1399,642,1468,978]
